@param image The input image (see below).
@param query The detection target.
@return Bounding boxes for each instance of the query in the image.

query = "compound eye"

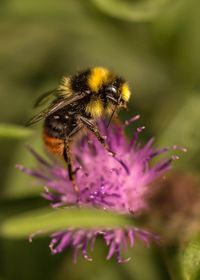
[106,85,117,95]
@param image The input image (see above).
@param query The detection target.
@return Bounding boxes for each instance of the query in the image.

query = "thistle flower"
[17,116,181,262]
[49,228,160,263]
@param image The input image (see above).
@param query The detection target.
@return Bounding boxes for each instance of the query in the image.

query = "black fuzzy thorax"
[71,69,91,92]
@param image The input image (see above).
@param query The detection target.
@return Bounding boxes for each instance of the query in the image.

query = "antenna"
[107,103,118,128]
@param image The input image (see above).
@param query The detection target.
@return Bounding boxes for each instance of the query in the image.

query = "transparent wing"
[26,92,87,126]
[33,89,57,108]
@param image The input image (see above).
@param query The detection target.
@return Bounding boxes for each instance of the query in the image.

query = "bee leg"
[63,124,83,194]
[80,116,115,157]
[63,140,79,194]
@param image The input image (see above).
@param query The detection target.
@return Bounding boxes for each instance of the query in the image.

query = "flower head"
[17,116,182,262]
[49,227,160,263]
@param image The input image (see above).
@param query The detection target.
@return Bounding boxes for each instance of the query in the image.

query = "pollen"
[121,83,131,102]
[88,67,110,92]
[86,99,104,118]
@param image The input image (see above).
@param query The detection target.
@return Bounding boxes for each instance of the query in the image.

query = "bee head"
[85,67,131,118]
[87,67,131,106]
[104,78,131,108]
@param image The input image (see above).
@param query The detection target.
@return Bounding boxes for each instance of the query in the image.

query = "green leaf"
[91,0,173,22]
[0,123,33,139]
[0,207,133,239]
[180,237,200,280]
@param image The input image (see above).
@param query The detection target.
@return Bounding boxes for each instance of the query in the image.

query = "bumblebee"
[27,67,131,192]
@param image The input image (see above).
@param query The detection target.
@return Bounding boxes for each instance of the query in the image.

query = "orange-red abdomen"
[43,130,64,157]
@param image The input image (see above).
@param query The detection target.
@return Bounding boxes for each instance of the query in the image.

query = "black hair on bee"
[27,67,131,192]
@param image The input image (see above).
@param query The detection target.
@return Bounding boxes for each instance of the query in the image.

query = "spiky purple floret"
[49,227,160,263]
[17,116,183,262]
[17,117,177,214]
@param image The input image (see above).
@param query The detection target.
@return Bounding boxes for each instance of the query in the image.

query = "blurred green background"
[0,0,200,279]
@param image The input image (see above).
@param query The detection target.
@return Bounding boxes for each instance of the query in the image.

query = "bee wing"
[26,92,87,126]
[33,89,57,108]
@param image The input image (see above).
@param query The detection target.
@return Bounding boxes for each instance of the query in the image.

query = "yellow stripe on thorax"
[88,67,110,92]
[85,99,104,118]
[58,76,72,97]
